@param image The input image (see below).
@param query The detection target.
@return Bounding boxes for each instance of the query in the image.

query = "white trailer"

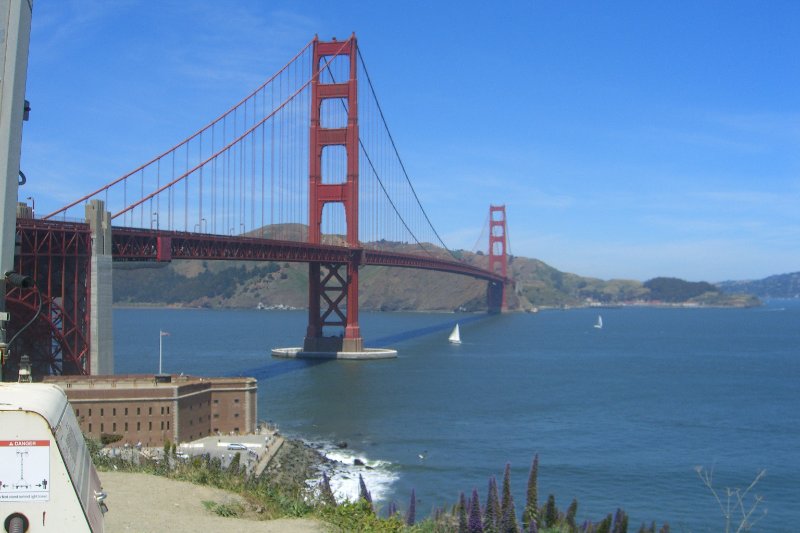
[0,383,106,532]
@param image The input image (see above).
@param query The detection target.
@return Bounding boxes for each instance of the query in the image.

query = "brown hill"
[113,237,757,310]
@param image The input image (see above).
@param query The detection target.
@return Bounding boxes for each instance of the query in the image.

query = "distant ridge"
[717,272,800,299]
[112,234,762,310]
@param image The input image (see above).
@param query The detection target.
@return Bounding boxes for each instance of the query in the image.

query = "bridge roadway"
[27,218,506,284]
[114,226,506,282]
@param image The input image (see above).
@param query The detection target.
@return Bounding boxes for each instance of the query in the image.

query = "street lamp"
[26,196,34,216]
[152,212,159,230]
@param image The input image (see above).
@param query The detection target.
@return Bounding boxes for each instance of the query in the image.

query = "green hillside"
[112,244,759,310]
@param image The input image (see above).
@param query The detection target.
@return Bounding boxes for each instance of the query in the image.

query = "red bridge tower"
[304,35,363,353]
[487,204,508,313]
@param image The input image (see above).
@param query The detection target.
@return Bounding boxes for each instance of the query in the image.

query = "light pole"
[25,196,34,216]
[159,330,169,374]
[152,212,159,230]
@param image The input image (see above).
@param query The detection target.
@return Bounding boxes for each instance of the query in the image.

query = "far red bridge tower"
[487,204,508,313]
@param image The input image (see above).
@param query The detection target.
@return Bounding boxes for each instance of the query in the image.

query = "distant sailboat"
[448,323,462,344]
[594,315,603,329]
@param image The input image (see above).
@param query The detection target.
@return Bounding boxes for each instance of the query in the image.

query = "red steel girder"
[4,218,92,379]
[112,227,508,284]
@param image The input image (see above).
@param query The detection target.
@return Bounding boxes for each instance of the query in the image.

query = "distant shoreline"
[112,300,762,311]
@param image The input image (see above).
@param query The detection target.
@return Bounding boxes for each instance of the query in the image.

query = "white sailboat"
[594,315,603,329]
[448,323,462,344]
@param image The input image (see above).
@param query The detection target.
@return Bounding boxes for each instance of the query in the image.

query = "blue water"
[114,301,800,531]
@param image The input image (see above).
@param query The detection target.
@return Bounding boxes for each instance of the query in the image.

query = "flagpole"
[159,331,163,374]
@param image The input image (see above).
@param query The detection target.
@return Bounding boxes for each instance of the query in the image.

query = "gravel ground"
[98,438,333,533]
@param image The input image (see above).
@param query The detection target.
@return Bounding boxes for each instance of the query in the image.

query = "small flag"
[160,331,170,336]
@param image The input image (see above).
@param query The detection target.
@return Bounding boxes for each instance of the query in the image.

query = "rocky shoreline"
[261,438,332,492]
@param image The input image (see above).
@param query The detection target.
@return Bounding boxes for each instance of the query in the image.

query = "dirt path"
[99,471,327,533]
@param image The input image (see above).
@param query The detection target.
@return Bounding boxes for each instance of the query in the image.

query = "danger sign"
[0,440,50,502]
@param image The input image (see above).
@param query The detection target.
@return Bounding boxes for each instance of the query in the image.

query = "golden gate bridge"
[3,34,509,379]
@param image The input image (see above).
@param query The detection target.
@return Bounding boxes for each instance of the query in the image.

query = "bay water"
[114,300,800,531]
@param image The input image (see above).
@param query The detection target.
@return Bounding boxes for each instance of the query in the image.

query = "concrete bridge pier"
[86,200,114,375]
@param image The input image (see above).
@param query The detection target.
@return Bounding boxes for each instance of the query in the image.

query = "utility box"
[0,383,106,532]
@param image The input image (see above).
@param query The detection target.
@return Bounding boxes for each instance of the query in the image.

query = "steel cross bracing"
[2,218,91,378]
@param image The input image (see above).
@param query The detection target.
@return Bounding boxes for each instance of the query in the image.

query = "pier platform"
[271,347,397,360]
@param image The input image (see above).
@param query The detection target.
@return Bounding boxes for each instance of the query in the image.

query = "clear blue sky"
[20,1,800,282]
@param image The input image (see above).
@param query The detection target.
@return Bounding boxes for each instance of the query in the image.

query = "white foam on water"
[305,441,398,506]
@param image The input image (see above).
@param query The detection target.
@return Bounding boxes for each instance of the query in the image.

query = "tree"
[522,454,539,531]
[459,492,469,533]
[500,464,518,533]
[543,494,557,529]
[469,488,484,533]
[100,433,123,446]
[406,488,416,526]
[358,474,373,512]
[565,498,578,530]
[612,508,628,533]
[319,472,336,507]
[484,476,501,533]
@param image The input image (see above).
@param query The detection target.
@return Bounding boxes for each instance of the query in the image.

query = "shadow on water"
[228,357,331,380]
[366,313,489,346]
[230,313,493,380]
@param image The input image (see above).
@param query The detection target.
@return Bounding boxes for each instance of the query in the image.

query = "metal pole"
[0,0,34,381]
[159,331,163,374]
